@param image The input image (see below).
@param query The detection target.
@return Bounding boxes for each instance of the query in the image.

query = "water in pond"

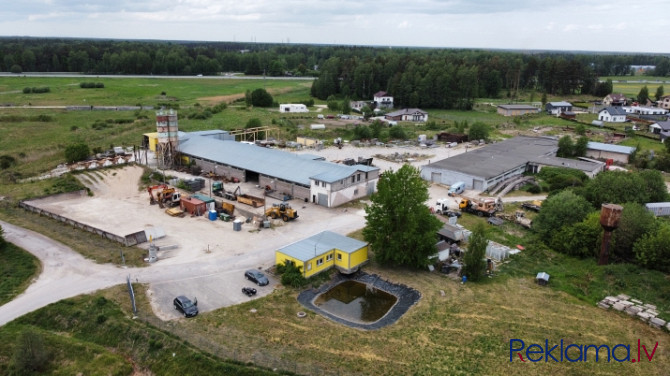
[314,280,397,323]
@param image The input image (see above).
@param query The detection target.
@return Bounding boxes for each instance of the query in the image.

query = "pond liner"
[297,271,421,330]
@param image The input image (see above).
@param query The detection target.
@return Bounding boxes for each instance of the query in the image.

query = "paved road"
[0,210,365,325]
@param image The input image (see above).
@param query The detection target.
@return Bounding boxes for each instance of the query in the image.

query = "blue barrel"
[208,210,217,221]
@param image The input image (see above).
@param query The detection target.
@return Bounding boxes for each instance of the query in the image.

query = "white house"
[373,91,394,109]
[598,107,627,123]
[385,108,429,122]
[545,101,573,115]
[279,104,309,113]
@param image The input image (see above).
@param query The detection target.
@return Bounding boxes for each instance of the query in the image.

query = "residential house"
[598,107,627,123]
[373,91,394,109]
[545,101,573,115]
[275,231,369,278]
[350,100,370,112]
[659,95,670,110]
[385,108,428,122]
[649,119,670,141]
[585,142,636,164]
[496,104,541,116]
[603,93,628,106]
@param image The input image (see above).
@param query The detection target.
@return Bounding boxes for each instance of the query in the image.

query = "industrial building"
[175,130,379,207]
[420,136,604,191]
[275,231,369,278]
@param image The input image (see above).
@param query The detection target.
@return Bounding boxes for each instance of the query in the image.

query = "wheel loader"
[265,202,299,222]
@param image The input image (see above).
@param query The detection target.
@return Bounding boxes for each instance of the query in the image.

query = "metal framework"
[228,126,279,142]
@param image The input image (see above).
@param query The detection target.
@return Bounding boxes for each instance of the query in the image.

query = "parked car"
[173,295,198,317]
[245,269,269,286]
[242,287,257,296]
[444,210,462,218]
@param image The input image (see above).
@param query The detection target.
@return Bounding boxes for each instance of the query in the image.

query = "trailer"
[645,202,670,217]
[237,193,265,208]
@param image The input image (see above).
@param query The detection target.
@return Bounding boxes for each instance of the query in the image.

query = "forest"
[2,37,669,110]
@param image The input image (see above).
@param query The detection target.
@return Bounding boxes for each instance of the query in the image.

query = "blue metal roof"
[277,231,368,262]
[587,141,636,155]
[178,133,378,186]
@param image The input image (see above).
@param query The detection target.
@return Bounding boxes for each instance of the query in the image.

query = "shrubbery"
[276,261,307,288]
[79,82,105,88]
[22,87,50,94]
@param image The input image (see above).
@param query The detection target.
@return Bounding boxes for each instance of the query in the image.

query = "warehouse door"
[431,172,442,183]
[317,193,328,207]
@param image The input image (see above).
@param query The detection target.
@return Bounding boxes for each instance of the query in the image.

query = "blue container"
[208,210,217,221]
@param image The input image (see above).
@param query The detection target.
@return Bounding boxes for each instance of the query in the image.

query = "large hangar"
[177,131,380,207]
[421,136,603,191]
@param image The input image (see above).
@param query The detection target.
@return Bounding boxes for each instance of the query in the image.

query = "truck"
[230,186,265,208]
[458,197,500,217]
[212,182,238,201]
[437,223,465,243]
[435,198,461,217]
[265,202,299,222]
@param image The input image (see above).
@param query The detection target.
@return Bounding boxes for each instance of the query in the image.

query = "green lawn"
[0,241,39,306]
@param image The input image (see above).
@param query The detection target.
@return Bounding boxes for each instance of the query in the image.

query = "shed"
[645,202,670,217]
[310,124,326,130]
[180,197,206,216]
[536,272,550,286]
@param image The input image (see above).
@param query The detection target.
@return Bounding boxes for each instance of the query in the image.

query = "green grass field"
[0,242,39,306]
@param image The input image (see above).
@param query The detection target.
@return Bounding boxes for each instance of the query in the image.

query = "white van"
[448,181,465,196]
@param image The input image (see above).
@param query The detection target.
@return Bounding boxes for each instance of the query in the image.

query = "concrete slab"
[637,311,653,322]
[625,306,642,316]
[616,294,631,301]
[597,302,610,310]
[649,317,666,329]
[643,304,657,310]
[612,302,626,311]
[631,299,643,305]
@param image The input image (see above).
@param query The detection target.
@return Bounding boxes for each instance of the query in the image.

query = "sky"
[2,0,669,54]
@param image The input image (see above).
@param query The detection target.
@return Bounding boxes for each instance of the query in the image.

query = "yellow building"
[143,132,159,152]
[275,231,368,278]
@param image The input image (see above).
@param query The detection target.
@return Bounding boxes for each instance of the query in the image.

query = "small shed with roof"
[275,231,369,278]
[585,141,636,164]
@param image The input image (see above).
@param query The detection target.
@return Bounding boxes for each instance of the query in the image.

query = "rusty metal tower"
[598,203,623,265]
[156,109,178,169]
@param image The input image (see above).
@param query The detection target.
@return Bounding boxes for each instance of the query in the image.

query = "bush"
[10,330,49,374]
[277,261,307,288]
[64,142,90,163]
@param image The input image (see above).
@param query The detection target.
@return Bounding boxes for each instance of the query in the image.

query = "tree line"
[2,37,669,109]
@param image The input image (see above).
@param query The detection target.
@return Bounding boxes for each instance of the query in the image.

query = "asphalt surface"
[0,220,285,325]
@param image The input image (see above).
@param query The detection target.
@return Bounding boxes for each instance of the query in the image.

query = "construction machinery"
[156,188,181,208]
[458,197,501,217]
[435,198,462,217]
[497,210,532,229]
[521,200,542,212]
[265,202,299,222]
[212,181,239,201]
[148,184,168,205]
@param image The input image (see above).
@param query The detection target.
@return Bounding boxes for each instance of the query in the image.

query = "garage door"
[317,193,328,207]
[431,172,442,183]
[473,179,484,191]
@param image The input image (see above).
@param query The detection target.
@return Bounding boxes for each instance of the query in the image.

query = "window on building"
[357,174,361,181]
[337,253,342,261]
[314,180,319,186]
[365,172,368,179]
[326,253,333,261]
[316,258,323,266]
[307,263,312,270]
[351,176,355,183]
[321,181,326,187]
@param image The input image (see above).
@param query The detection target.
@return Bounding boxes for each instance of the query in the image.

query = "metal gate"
[317,193,328,207]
